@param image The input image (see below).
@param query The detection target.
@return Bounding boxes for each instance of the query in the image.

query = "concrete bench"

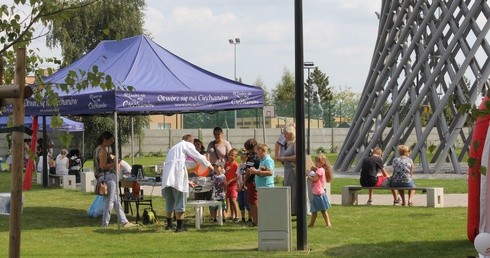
[48,175,76,189]
[341,185,444,208]
[80,170,95,192]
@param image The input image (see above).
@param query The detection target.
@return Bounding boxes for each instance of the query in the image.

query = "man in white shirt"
[161,134,212,232]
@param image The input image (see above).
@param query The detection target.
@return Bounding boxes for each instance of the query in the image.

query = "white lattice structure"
[335,0,490,174]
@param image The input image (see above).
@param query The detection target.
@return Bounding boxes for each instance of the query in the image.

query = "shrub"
[316,146,327,154]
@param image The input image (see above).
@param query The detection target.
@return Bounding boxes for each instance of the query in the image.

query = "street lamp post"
[229,38,240,128]
[339,99,343,127]
[304,61,314,154]
[229,38,240,80]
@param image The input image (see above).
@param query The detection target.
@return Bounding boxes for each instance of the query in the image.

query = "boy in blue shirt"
[249,144,274,188]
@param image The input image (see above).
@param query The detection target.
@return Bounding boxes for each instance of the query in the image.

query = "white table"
[186,200,223,229]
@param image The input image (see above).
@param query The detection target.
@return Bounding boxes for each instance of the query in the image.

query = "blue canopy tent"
[0,116,85,162]
[0,116,84,132]
[24,35,264,115]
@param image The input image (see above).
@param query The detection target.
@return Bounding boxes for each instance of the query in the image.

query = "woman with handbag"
[94,131,136,227]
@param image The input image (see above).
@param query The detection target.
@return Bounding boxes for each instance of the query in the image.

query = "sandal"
[408,202,414,206]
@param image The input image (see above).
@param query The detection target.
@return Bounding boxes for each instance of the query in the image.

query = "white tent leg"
[131,116,134,166]
[262,108,266,144]
[114,112,121,230]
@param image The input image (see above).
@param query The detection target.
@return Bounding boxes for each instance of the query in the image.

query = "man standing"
[360,147,399,205]
[161,134,213,232]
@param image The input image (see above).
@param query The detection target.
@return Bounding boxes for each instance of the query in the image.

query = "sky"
[6,0,383,93]
[143,0,382,93]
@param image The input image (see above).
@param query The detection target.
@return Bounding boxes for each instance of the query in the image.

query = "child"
[247,143,274,226]
[225,148,239,222]
[248,143,274,188]
[237,149,250,222]
[307,154,333,228]
[211,162,227,222]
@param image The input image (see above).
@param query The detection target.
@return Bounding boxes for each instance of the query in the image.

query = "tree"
[331,87,360,127]
[273,67,295,102]
[0,1,100,56]
[46,0,149,157]
[46,0,145,65]
[306,67,332,127]
[0,1,118,257]
[254,76,272,105]
[272,67,295,117]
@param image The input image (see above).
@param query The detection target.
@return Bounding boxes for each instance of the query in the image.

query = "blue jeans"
[102,179,128,226]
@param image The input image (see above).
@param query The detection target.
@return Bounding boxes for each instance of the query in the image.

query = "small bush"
[316,146,327,154]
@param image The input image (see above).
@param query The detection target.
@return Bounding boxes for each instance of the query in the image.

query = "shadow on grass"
[323,240,478,258]
[0,206,101,232]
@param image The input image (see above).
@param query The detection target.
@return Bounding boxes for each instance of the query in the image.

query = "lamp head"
[304,61,314,67]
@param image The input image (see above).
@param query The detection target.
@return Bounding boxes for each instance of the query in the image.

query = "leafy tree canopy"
[46,0,146,65]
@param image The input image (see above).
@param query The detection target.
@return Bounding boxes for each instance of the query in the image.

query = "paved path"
[142,183,468,207]
[141,170,469,208]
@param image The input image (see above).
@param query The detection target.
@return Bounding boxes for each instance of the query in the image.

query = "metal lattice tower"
[335,0,490,174]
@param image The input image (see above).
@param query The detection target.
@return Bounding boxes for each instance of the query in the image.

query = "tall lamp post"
[229,38,240,128]
[304,61,314,154]
[339,99,343,127]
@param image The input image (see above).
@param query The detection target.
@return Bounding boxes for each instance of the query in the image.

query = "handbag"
[95,181,108,196]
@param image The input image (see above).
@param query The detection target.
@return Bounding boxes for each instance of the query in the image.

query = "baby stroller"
[68,149,82,183]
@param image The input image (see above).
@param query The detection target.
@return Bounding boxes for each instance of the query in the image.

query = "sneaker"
[165,224,176,230]
[213,218,218,223]
[367,200,373,205]
[241,218,246,223]
[122,222,138,228]
[393,199,401,206]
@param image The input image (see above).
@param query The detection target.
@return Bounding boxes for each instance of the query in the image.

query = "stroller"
[68,149,82,183]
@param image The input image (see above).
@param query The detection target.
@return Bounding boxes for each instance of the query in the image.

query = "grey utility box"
[257,187,291,251]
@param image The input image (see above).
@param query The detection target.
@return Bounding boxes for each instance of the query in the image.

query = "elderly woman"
[390,145,416,206]
[277,125,299,215]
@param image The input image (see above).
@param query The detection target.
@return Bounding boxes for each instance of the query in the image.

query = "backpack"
[142,208,157,225]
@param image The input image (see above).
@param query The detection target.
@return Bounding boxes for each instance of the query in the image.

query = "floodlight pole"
[229,38,240,128]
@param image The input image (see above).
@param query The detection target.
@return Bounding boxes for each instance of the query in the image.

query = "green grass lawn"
[0,172,478,257]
